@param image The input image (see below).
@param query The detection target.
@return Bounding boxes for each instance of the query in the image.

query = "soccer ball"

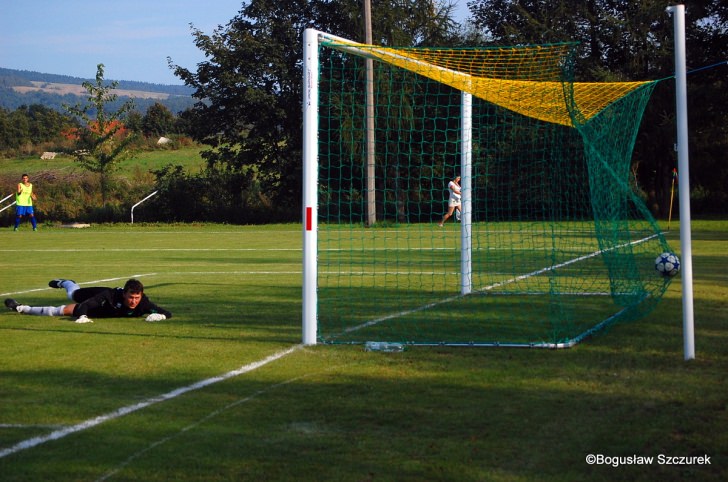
[655,252,680,277]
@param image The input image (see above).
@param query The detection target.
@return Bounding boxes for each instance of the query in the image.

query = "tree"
[142,102,176,137]
[64,64,136,205]
[0,107,29,149]
[466,0,728,215]
[169,0,460,222]
[125,110,143,134]
[468,0,728,216]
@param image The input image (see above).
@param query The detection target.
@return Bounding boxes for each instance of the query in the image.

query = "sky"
[1,1,471,86]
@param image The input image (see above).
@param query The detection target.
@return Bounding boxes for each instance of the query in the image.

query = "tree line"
[166,0,725,219]
[2,0,726,224]
[0,99,191,156]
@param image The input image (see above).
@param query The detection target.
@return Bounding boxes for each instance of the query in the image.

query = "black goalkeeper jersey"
[70,287,172,319]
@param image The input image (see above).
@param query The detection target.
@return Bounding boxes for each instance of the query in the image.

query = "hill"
[0,67,196,114]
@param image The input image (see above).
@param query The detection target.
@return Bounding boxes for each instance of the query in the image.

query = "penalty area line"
[0,345,302,459]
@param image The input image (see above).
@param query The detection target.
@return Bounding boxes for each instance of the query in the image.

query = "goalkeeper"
[5,278,171,324]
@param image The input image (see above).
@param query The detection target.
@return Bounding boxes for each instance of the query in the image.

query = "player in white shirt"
[438,175,461,227]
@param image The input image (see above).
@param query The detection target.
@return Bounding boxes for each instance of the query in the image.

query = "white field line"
[0,245,622,253]
[0,424,67,429]
[95,369,329,482]
[338,233,658,335]
[1,274,159,298]
[1,234,657,458]
[0,272,308,298]
[0,248,301,252]
[0,345,302,459]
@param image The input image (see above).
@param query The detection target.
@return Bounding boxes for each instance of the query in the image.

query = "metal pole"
[130,190,158,224]
[666,4,695,360]
[460,92,473,295]
[302,28,320,345]
[364,0,376,225]
[0,201,16,214]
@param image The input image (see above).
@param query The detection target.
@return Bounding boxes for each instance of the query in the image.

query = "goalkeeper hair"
[123,279,144,294]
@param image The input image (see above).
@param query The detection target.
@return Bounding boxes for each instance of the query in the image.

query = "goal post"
[302,28,680,348]
[667,4,695,361]
[302,28,319,345]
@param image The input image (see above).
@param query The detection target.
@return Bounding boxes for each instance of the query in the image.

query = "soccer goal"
[302,28,677,348]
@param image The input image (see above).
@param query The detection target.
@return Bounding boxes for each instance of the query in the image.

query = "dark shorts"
[71,287,111,303]
[16,206,34,216]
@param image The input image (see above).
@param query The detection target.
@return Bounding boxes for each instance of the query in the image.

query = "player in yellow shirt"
[14,174,38,231]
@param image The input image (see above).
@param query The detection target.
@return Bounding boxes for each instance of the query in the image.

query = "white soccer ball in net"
[655,252,680,277]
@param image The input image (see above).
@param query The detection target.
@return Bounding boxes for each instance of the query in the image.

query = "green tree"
[169,0,460,222]
[24,104,77,144]
[125,110,143,134]
[0,107,29,150]
[64,64,136,205]
[466,0,728,215]
[142,102,176,137]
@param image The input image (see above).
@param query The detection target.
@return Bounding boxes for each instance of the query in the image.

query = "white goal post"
[301,28,476,346]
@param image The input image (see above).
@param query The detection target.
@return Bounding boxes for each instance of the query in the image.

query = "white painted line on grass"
[338,233,659,336]
[96,369,319,481]
[0,274,158,298]
[0,345,302,459]
[0,424,68,429]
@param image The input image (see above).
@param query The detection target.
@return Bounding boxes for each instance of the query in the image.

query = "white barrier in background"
[0,193,16,214]
[130,191,158,224]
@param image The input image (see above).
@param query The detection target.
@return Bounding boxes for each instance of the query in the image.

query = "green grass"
[0,146,206,179]
[316,220,670,345]
[0,221,726,481]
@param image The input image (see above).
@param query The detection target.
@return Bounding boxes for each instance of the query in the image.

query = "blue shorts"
[16,206,35,216]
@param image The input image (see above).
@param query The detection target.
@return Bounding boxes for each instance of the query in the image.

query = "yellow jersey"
[16,182,34,207]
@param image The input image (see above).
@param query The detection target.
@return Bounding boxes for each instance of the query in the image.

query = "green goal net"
[302,30,676,347]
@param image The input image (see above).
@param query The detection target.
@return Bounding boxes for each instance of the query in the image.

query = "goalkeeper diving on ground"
[5,278,171,324]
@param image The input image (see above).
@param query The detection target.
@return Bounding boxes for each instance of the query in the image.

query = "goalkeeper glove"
[75,315,93,324]
[145,313,166,322]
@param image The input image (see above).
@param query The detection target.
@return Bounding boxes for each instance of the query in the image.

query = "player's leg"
[439,205,454,226]
[5,298,68,316]
[13,208,23,230]
[49,279,80,300]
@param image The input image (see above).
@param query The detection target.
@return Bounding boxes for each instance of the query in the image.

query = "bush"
[0,170,156,225]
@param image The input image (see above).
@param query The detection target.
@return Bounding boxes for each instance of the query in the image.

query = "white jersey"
[448,180,461,206]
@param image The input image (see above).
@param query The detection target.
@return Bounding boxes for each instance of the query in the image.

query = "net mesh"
[314,37,674,346]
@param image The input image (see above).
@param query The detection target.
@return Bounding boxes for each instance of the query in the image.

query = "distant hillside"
[0,67,196,114]
[0,67,194,95]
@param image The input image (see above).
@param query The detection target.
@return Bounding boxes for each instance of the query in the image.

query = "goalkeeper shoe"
[49,279,75,289]
[5,298,19,311]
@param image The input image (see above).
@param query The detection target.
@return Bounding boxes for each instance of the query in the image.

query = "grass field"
[0,221,726,481]
[0,146,206,179]
[315,220,669,346]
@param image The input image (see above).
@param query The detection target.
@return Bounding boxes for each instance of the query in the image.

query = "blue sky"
[1,1,471,86]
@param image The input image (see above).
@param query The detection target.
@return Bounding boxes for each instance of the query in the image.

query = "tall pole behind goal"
[667,4,695,360]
